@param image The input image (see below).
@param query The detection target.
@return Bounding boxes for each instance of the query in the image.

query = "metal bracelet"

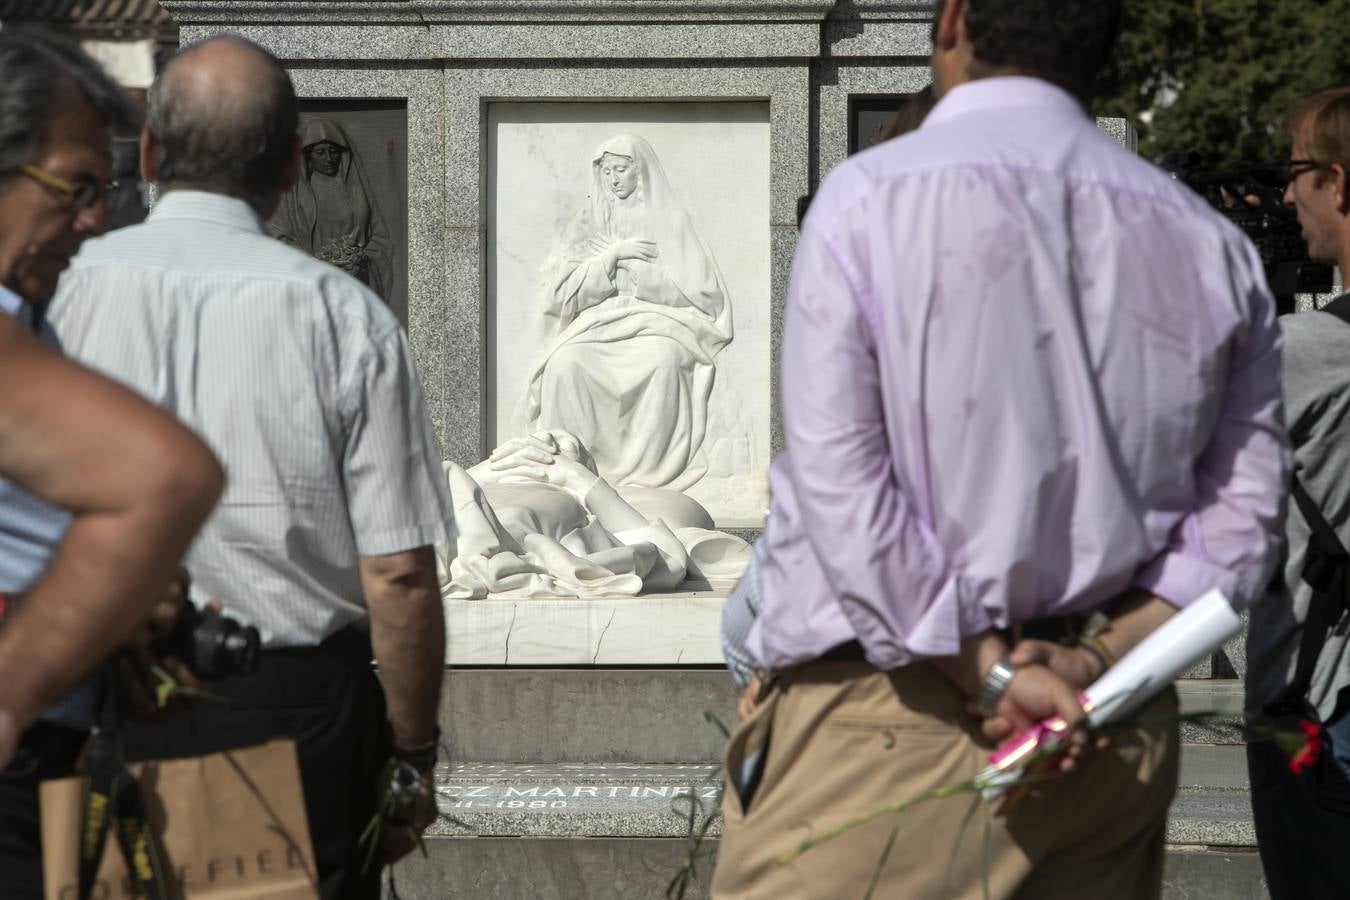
[1078,634,1116,672]
[976,655,1017,718]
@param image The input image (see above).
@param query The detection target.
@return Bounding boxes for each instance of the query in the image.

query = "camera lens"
[223,624,261,677]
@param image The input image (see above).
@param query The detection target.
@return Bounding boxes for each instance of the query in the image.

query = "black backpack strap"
[1281,477,1350,709]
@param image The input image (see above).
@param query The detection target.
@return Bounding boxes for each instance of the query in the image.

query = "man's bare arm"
[359,545,445,864]
[360,546,444,751]
[0,318,224,739]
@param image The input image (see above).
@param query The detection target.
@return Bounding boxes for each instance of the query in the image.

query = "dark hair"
[0,27,140,175]
[931,0,1123,103]
[877,85,937,143]
[146,35,298,206]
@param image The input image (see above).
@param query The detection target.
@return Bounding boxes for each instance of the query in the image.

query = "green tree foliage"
[1095,0,1350,166]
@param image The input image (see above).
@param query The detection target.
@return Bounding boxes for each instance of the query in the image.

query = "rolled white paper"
[1081,587,1242,728]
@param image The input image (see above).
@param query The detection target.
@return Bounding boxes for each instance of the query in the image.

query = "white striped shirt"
[50,191,455,648]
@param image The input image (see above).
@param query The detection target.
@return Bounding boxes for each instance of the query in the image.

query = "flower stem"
[778,781,981,865]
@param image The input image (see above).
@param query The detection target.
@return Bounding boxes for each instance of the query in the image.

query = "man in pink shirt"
[711,1,1288,897]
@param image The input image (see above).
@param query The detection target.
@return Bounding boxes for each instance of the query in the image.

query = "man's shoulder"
[74,216,310,275]
[1280,304,1350,418]
[1282,302,1350,355]
[820,113,1209,222]
[68,220,398,333]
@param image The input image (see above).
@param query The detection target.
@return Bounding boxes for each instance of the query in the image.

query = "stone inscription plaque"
[267,100,409,324]
[431,764,723,837]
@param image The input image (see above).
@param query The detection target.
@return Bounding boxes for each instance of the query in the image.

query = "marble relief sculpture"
[270,118,393,300]
[524,134,734,493]
[437,430,750,600]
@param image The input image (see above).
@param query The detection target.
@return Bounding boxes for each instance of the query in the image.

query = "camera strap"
[76,674,171,900]
[1275,476,1350,715]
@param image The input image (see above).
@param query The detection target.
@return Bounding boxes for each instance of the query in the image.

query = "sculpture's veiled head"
[597,152,639,200]
[300,118,352,179]
[305,141,343,177]
[591,134,660,210]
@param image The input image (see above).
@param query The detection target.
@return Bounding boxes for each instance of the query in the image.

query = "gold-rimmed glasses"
[16,163,118,210]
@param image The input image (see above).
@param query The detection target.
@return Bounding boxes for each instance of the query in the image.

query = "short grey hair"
[0,27,140,176]
[146,36,298,206]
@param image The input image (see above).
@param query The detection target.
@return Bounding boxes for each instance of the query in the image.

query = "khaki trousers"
[711,660,1179,900]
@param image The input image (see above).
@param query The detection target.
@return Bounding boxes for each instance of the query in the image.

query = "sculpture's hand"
[489,440,598,498]
[488,433,559,465]
[611,238,658,263]
[528,429,598,475]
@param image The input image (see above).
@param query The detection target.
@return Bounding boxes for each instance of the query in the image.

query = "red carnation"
[1287,720,1322,775]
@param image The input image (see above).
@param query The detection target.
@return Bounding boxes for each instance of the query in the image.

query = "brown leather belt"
[817,614,1087,666]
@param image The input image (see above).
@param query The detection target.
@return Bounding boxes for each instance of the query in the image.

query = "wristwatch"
[976,655,1017,718]
[393,725,441,774]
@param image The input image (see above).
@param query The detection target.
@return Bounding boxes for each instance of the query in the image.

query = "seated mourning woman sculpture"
[524,135,734,493]
[438,430,749,600]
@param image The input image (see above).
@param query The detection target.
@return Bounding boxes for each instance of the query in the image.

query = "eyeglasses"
[15,163,118,210]
[1283,159,1327,184]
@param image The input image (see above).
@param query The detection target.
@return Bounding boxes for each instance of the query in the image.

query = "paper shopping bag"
[40,738,319,899]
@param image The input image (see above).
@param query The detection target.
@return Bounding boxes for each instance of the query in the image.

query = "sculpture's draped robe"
[437,462,750,600]
[526,135,733,492]
[269,118,393,301]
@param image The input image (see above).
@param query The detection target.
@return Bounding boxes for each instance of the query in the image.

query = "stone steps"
[441,669,1248,761]
[428,756,1254,844]
[395,838,1266,900]
[399,671,1265,898]
[396,763,1266,899]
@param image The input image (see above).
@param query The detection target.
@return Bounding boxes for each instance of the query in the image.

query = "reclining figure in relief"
[437,429,750,600]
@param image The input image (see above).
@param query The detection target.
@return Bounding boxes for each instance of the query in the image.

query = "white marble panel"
[445,593,729,665]
[488,102,773,526]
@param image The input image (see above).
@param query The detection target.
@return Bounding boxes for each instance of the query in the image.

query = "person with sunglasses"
[0,28,226,899]
[1246,85,1350,900]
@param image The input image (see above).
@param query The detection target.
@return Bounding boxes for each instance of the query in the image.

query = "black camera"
[1162,150,1334,305]
[157,603,261,679]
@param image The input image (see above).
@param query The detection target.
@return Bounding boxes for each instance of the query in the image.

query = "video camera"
[1161,151,1334,304]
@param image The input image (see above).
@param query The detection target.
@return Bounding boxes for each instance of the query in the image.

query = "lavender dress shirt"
[748,77,1289,673]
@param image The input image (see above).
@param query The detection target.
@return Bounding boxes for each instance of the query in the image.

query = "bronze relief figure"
[270,117,392,300]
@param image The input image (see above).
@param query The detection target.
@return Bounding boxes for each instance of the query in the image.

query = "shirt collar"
[149,190,265,234]
[922,76,1086,130]
[0,283,28,323]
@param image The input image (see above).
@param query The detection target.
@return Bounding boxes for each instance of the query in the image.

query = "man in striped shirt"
[50,36,455,899]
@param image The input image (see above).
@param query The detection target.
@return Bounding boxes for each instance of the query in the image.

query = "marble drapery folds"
[437,431,750,600]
